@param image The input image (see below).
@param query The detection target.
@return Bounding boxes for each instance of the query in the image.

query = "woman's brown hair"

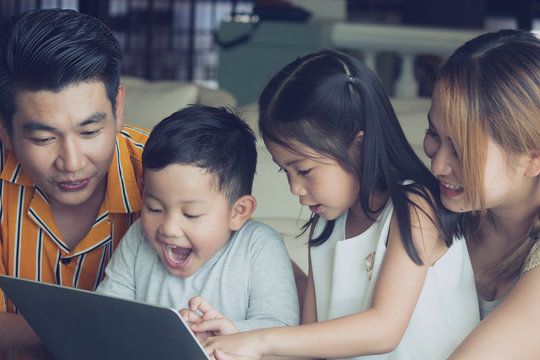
[435,29,540,285]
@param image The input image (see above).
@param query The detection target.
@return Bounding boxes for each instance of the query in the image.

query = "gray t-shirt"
[97,219,300,331]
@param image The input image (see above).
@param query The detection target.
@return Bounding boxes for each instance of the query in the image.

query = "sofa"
[121,76,432,276]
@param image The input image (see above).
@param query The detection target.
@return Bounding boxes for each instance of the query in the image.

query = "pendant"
[364,251,375,280]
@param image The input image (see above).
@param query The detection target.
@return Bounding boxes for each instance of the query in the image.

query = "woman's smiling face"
[424,89,531,213]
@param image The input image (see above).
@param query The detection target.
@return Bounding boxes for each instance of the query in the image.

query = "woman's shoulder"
[523,239,540,273]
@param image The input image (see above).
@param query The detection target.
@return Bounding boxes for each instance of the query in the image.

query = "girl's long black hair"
[258,49,461,265]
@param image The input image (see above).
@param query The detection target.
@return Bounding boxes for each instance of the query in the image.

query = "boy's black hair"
[142,104,257,204]
[0,8,121,132]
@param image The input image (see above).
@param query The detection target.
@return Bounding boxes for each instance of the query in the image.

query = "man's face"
[2,81,124,209]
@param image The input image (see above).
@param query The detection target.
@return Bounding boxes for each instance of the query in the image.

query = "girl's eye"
[298,168,312,176]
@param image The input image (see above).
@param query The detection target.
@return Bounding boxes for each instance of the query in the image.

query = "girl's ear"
[0,116,12,149]
[229,195,257,231]
[354,130,365,144]
[349,130,365,159]
[524,151,540,177]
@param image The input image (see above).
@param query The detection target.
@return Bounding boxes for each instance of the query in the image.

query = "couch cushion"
[121,76,200,131]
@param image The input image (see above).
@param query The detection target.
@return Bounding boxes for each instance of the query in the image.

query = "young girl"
[199,49,479,359]
[424,29,540,359]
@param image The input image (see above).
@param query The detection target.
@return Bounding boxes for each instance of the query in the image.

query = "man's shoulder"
[116,124,149,167]
[118,124,149,149]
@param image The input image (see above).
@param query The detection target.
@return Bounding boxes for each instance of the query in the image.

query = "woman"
[424,29,540,359]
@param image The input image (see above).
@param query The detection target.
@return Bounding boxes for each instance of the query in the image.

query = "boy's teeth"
[166,245,190,263]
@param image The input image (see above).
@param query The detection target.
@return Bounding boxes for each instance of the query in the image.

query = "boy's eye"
[184,213,200,219]
[146,206,162,213]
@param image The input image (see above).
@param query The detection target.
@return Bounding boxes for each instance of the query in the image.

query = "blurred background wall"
[0,0,538,97]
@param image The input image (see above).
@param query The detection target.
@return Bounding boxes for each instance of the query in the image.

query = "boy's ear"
[229,194,257,231]
[0,115,12,149]
[524,150,540,177]
[139,173,144,195]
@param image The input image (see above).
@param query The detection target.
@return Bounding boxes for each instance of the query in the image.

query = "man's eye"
[30,137,53,145]
[81,129,101,137]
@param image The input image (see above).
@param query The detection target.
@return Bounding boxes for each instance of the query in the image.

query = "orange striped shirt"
[0,125,149,312]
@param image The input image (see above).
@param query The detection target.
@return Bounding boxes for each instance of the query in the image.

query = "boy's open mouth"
[163,244,192,267]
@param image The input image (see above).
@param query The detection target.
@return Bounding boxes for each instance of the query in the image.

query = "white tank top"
[311,201,479,359]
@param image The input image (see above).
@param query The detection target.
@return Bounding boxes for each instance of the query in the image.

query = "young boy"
[97,104,299,338]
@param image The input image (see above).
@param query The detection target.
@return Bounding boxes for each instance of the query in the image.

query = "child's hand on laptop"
[180,296,239,342]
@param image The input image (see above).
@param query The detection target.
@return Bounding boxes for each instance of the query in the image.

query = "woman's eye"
[425,128,437,138]
[450,145,459,158]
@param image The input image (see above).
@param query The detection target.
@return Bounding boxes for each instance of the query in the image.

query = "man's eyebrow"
[21,112,107,133]
[79,112,107,127]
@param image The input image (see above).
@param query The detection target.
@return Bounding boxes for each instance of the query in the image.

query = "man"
[0,8,148,352]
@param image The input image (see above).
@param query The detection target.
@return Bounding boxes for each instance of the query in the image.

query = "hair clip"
[348,76,355,83]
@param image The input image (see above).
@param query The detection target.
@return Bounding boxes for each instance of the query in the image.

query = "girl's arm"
[449,265,540,359]
[300,252,317,326]
[204,194,446,359]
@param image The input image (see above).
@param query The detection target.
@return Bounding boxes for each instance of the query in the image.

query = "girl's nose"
[288,176,307,196]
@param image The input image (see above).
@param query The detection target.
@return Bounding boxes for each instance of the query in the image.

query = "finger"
[192,318,237,336]
[193,298,224,320]
[179,309,203,324]
[213,349,230,360]
[188,295,206,311]
[215,350,256,360]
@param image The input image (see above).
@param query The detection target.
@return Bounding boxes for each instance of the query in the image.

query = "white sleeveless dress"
[311,201,479,360]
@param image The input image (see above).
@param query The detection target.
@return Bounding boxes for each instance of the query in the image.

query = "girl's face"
[424,90,531,213]
[265,139,360,221]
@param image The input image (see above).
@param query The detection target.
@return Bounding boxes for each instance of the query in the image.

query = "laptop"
[0,274,210,360]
